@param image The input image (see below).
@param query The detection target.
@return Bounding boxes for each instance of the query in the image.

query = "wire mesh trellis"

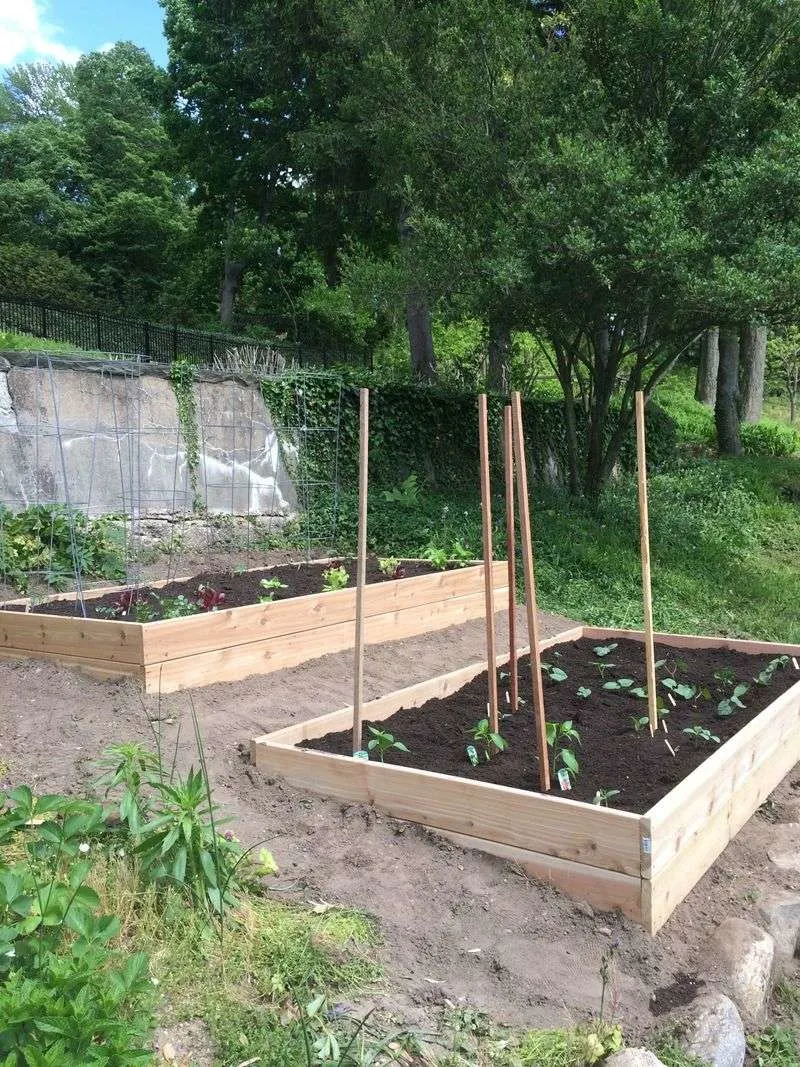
[0,356,345,614]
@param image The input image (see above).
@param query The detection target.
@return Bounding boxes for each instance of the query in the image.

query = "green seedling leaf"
[577,686,592,698]
[561,749,580,776]
[593,643,618,657]
[631,687,647,699]
[603,678,634,690]
[663,678,697,700]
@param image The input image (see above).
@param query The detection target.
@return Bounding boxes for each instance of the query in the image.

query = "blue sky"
[1,0,168,69]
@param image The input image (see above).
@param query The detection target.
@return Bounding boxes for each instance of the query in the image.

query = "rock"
[767,823,800,872]
[605,1051,666,1067]
[575,900,595,919]
[679,993,746,1067]
[710,919,775,1025]
[758,890,800,959]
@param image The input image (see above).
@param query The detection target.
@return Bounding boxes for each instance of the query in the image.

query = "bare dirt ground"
[2,606,798,1045]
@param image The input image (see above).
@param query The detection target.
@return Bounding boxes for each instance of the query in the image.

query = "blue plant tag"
[353,750,369,761]
[466,745,479,767]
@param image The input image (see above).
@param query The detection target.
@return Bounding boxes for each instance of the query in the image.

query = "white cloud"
[0,0,82,67]
[97,42,115,53]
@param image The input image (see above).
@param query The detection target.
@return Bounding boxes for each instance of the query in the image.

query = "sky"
[0,0,168,69]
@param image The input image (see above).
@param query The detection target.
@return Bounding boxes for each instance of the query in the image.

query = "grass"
[0,329,130,360]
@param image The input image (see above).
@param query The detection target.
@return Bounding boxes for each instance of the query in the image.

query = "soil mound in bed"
[2,556,463,620]
[302,637,799,813]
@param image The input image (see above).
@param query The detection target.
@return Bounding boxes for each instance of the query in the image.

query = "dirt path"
[2,606,797,1040]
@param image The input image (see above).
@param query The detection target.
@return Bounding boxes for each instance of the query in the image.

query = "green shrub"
[0,504,125,593]
[741,421,799,457]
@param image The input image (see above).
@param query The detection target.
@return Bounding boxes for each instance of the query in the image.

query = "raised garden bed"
[251,626,800,933]
[0,558,507,693]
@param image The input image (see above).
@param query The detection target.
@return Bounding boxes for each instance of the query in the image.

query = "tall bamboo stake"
[352,388,369,755]
[503,405,519,711]
[510,392,550,791]
[478,394,499,733]
[636,390,658,735]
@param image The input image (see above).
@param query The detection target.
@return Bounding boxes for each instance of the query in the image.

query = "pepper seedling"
[546,720,581,782]
[366,726,409,762]
[469,718,507,762]
[593,788,620,807]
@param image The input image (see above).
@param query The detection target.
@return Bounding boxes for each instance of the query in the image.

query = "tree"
[768,327,800,423]
[715,326,743,456]
[738,321,767,422]
[696,328,719,405]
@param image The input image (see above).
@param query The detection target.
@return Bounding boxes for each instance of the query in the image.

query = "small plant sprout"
[470,718,507,762]
[682,725,721,746]
[321,566,349,592]
[593,643,618,657]
[714,666,736,687]
[377,556,406,579]
[577,686,592,699]
[717,683,749,718]
[196,584,226,611]
[662,678,697,701]
[546,720,581,782]
[541,662,568,683]
[629,707,669,735]
[630,686,648,699]
[259,576,288,603]
[593,788,620,807]
[592,660,616,680]
[755,655,789,686]
[366,726,409,762]
[603,677,635,692]
[423,543,448,570]
[449,538,473,565]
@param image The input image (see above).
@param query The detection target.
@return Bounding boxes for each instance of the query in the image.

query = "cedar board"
[251,627,800,933]
[0,560,508,693]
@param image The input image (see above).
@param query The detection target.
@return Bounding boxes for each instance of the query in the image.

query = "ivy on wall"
[169,359,203,511]
[261,369,677,495]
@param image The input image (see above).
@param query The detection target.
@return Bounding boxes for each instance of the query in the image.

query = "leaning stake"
[352,387,370,755]
[510,392,550,792]
[478,394,500,733]
[635,390,659,735]
[503,405,519,711]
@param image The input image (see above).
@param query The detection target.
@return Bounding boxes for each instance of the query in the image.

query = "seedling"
[717,683,749,718]
[541,662,568,683]
[755,656,789,686]
[662,678,697,701]
[159,594,199,619]
[593,788,620,807]
[603,677,636,692]
[714,666,737,687]
[546,720,581,781]
[592,660,616,680]
[630,686,648,699]
[629,708,668,734]
[366,726,409,762]
[449,539,473,565]
[322,566,349,592]
[377,556,406,579]
[259,576,288,603]
[196,584,226,611]
[577,686,592,699]
[470,718,507,762]
[682,725,721,746]
[423,544,448,570]
[593,643,618,658]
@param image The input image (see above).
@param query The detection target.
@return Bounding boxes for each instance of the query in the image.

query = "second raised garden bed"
[251,626,800,933]
[0,558,508,692]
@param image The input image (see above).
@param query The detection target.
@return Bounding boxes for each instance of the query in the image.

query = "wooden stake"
[503,406,519,711]
[635,390,658,735]
[510,392,550,792]
[352,388,369,755]
[478,394,499,733]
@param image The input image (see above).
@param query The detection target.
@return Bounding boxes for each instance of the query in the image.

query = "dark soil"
[303,637,800,813]
[2,556,460,620]
[649,972,706,1016]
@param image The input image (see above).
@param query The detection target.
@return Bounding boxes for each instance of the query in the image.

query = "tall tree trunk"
[487,316,511,392]
[715,325,743,456]
[405,290,437,380]
[739,321,767,422]
[584,326,614,494]
[220,259,245,327]
[695,327,719,405]
[552,341,581,494]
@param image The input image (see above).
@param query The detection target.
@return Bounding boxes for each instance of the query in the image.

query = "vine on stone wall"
[169,360,203,511]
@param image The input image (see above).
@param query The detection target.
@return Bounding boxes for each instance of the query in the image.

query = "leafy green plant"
[714,666,736,687]
[662,678,697,700]
[541,662,568,683]
[603,677,636,692]
[748,1026,800,1067]
[577,686,592,699]
[592,660,616,680]
[755,655,789,686]
[630,708,669,734]
[449,538,473,565]
[259,576,288,603]
[380,473,420,508]
[423,543,448,570]
[593,788,620,807]
[159,594,199,619]
[717,684,749,718]
[469,719,507,762]
[366,726,409,762]
[593,643,618,657]
[322,566,349,592]
[94,742,159,836]
[377,556,399,577]
[546,721,581,781]
[682,725,721,746]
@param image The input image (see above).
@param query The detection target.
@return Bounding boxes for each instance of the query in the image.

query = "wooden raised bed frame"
[251,626,800,934]
[0,560,508,693]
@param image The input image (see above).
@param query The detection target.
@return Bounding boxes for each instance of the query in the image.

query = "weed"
[380,473,420,508]
[749,1026,800,1067]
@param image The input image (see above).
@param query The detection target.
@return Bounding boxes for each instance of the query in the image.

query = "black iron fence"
[0,294,369,369]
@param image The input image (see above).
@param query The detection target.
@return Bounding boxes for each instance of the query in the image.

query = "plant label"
[793,657,799,670]
[557,768,572,791]
[466,745,479,767]
[667,693,677,707]
[353,750,369,761]
[505,691,510,704]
